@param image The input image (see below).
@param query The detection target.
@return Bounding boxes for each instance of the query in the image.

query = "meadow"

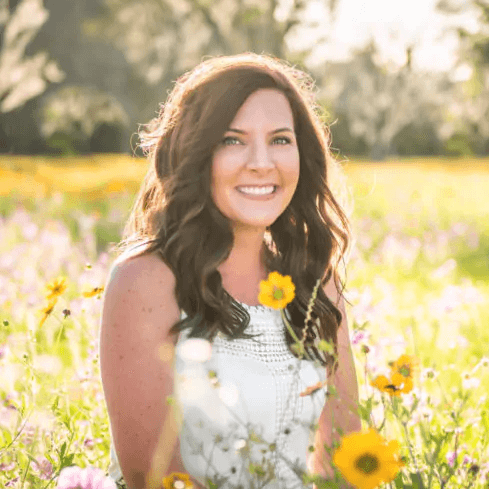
[0,154,488,489]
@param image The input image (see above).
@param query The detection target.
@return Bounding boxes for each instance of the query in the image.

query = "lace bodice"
[107,302,328,489]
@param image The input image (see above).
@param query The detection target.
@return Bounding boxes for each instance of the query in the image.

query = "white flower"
[234,439,247,451]
[218,382,240,407]
[179,338,212,363]
[420,367,438,382]
[462,373,480,390]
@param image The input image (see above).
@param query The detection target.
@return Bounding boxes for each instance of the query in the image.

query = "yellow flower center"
[355,453,379,474]
[273,288,284,300]
[399,365,411,377]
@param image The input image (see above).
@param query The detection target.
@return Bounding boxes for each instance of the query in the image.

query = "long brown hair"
[114,52,352,378]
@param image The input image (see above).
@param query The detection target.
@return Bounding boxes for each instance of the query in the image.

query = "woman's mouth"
[236,185,277,197]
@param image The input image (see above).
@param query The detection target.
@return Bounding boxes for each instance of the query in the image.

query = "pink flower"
[56,466,116,489]
[446,451,457,467]
[32,457,54,480]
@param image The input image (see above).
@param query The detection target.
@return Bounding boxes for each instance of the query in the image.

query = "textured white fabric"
[107,302,328,488]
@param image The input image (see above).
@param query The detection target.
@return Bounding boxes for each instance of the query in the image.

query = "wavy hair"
[114,52,353,378]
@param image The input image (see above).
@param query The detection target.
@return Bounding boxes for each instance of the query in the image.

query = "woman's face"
[211,88,300,232]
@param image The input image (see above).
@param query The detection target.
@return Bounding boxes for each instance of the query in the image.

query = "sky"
[285,0,481,80]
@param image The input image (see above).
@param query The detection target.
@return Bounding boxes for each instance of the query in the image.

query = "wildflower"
[56,466,116,489]
[390,372,413,394]
[162,473,194,489]
[40,298,58,328]
[82,287,104,298]
[389,354,419,379]
[420,367,438,382]
[370,375,403,397]
[258,271,295,309]
[62,309,71,318]
[45,277,67,300]
[179,338,212,363]
[472,356,489,374]
[32,457,54,480]
[446,451,457,467]
[462,372,481,390]
[332,428,404,489]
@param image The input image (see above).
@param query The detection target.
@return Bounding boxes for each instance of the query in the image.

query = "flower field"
[1,155,489,488]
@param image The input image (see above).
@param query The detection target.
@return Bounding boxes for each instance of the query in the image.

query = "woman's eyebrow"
[227,127,294,134]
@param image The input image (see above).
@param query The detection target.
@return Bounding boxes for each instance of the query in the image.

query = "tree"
[316,40,451,160]
[436,0,489,154]
[0,0,64,113]
[82,0,340,124]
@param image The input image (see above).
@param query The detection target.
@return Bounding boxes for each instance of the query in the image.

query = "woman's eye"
[222,136,241,146]
[274,136,291,145]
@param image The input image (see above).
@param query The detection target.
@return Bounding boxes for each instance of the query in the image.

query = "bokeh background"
[1,1,489,488]
[1,0,488,159]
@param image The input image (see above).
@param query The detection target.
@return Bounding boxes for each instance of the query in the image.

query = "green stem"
[280,310,313,361]
[400,419,423,489]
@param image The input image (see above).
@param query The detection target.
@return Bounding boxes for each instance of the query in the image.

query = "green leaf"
[393,471,405,489]
[410,472,426,489]
[59,441,67,460]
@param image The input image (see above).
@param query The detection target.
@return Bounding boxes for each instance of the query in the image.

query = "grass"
[0,154,488,488]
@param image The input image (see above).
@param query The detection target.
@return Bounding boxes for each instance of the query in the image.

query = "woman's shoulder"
[110,248,175,285]
[108,252,176,301]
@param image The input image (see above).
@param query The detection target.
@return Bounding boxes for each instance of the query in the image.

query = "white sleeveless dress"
[107,302,328,489]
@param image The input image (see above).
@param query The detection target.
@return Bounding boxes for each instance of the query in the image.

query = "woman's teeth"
[237,186,275,195]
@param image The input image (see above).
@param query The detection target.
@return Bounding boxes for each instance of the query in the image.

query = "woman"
[100,52,361,489]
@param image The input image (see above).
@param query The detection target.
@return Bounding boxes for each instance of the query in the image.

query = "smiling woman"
[99,52,358,489]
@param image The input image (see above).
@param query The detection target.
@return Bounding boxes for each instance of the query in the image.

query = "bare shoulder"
[109,249,175,286]
[103,250,181,344]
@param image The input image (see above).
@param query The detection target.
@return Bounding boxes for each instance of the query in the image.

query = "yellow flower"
[162,473,194,489]
[389,354,419,379]
[390,372,413,394]
[82,287,104,298]
[258,271,295,309]
[333,428,405,489]
[370,375,402,397]
[45,277,67,300]
[40,298,58,328]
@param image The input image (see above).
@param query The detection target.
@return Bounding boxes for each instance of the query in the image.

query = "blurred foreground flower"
[162,472,194,489]
[56,466,116,489]
[371,354,418,397]
[389,354,419,379]
[258,271,295,309]
[45,276,67,300]
[82,287,104,298]
[333,428,404,489]
[39,298,57,327]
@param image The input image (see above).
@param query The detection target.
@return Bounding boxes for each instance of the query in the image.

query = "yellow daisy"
[45,277,67,300]
[82,287,104,298]
[389,354,419,379]
[162,472,194,489]
[370,375,402,397]
[333,428,405,489]
[258,271,295,309]
[40,298,58,328]
[390,372,413,394]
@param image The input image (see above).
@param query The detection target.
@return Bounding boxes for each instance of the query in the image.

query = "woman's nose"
[246,139,274,170]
